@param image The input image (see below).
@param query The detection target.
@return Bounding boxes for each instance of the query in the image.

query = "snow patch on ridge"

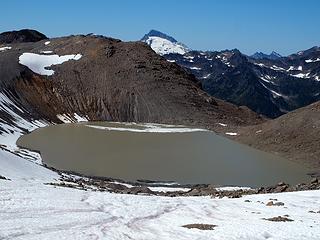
[188,66,201,70]
[19,53,82,76]
[40,50,53,54]
[225,132,238,136]
[0,46,12,51]
[305,58,320,63]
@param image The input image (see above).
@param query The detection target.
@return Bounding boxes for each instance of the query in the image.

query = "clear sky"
[1,0,319,55]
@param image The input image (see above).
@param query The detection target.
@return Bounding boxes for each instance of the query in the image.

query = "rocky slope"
[234,101,320,171]
[143,30,320,118]
[0,30,263,144]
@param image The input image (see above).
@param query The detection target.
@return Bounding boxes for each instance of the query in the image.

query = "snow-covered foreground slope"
[0,180,319,240]
[0,149,58,181]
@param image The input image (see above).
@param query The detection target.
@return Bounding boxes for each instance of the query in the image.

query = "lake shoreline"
[45,165,320,197]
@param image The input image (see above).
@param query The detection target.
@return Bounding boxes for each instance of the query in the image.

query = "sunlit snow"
[305,58,320,63]
[145,36,188,56]
[40,50,53,54]
[225,132,238,136]
[19,53,82,76]
[85,124,208,133]
[0,46,12,51]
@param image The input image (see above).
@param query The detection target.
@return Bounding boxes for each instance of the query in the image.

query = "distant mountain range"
[142,30,320,118]
[251,51,282,60]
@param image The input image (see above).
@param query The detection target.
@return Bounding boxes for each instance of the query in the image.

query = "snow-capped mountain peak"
[141,30,189,56]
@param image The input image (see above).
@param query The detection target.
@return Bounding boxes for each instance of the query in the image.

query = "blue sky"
[1,0,319,55]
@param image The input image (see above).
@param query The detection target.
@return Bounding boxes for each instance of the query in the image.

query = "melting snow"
[0,180,319,239]
[271,65,286,71]
[225,132,238,136]
[254,63,267,68]
[291,73,311,79]
[217,123,227,127]
[260,82,285,98]
[0,46,12,51]
[189,66,201,70]
[167,59,176,63]
[86,124,207,133]
[216,186,251,191]
[0,92,48,152]
[202,73,211,79]
[148,186,191,192]
[305,58,320,63]
[183,55,194,60]
[259,76,272,83]
[56,113,88,123]
[44,41,50,45]
[40,50,53,54]
[19,53,82,76]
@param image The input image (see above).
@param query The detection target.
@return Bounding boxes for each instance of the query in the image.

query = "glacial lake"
[17,122,310,187]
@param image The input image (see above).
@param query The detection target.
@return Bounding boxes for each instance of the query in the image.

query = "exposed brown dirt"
[233,101,320,172]
[182,224,217,230]
[263,216,294,222]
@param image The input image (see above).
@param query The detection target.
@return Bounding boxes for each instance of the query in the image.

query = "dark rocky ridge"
[0,34,263,136]
[146,30,320,118]
[0,29,48,44]
[164,49,320,118]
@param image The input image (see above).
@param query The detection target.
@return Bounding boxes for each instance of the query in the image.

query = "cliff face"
[0,35,263,132]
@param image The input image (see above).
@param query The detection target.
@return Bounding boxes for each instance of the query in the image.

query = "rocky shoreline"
[45,168,320,198]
